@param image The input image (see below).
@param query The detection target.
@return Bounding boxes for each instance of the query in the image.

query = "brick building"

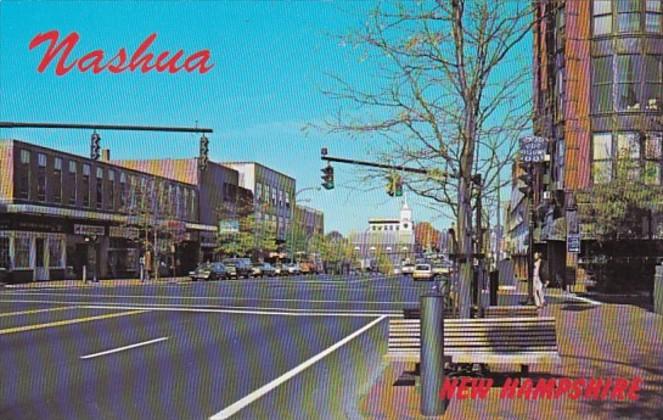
[0,139,211,282]
[530,0,663,288]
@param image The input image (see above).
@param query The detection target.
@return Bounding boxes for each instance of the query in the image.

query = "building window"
[108,170,115,210]
[17,149,30,199]
[593,0,613,35]
[592,56,614,113]
[555,6,566,51]
[119,172,126,209]
[0,237,10,268]
[617,132,642,179]
[96,167,103,209]
[68,161,77,205]
[256,183,262,203]
[616,54,642,111]
[646,0,662,32]
[617,0,641,33]
[82,164,91,207]
[52,157,62,203]
[286,193,291,209]
[48,238,63,268]
[14,237,31,268]
[645,132,663,184]
[557,140,566,189]
[645,55,662,110]
[37,153,47,201]
[183,188,189,219]
[593,133,614,184]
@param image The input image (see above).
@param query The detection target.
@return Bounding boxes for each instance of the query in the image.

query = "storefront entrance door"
[34,238,49,281]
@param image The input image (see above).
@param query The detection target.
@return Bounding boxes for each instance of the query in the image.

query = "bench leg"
[521,365,529,375]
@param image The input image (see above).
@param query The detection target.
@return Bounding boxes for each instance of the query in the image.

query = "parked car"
[299,262,313,275]
[273,263,284,276]
[401,263,416,276]
[432,263,451,277]
[413,263,434,281]
[284,263,301,275]
[189,262,229,281]
[223,258,253,279]
[259,263,277,277]
[251,263,263,278]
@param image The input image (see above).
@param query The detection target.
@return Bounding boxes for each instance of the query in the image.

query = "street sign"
[519,136,548,163]
[567,233,581,253]
[218,220,239,234]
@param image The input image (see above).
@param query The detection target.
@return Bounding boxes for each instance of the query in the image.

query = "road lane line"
[80,337,169,360]
[0,309,147,335]
[0,306,78,317]
[209,315,388,419]
[1,292,416,305]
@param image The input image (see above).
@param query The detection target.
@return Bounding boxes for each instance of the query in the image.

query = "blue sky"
[0,1,531,235]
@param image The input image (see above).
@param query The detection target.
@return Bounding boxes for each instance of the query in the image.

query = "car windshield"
[416,264,430,270]
[223,260,237,267]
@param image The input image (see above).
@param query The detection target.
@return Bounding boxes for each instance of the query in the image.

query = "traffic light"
[386,174,395,196]
[321,164,334,190]
[518,162,532,195]
[199,134,209,170]
[394,175,403,197]
[90,133,101,160]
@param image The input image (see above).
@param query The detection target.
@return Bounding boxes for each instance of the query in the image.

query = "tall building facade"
[532,0,663,288]
[223,162,296,243]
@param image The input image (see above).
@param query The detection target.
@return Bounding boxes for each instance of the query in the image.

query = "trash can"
[490,270,499,306]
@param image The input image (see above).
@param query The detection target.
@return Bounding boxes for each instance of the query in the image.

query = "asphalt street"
[0,274,568,419]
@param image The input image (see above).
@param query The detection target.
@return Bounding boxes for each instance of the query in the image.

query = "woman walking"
[533,252,546,308]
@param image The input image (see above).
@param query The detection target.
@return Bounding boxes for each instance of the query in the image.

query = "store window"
[48,238,63,268]
[52,157,62,203]
[37,153,47,201]
[592,133,613,183]
[14,237,31,268]
[594,0,613,35]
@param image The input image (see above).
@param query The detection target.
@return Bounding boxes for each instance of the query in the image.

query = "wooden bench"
[483,305,538,318]
[403,305,537,319]
[385,317,561,373]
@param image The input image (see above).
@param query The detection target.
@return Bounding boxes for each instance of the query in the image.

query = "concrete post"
[420,292,445,416]
[655,264,663,315]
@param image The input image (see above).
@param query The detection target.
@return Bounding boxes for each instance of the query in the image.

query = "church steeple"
[400,196,412,231]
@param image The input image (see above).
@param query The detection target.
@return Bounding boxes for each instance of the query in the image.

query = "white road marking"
[81,337,169,359]
[567,293,602,305]
[0,299,402,318]
[1,292,415,305]
[209,315,387,419]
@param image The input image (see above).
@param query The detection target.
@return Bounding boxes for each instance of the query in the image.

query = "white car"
[413,263,434,281]
[401,263,415,276]
[285,263,301,275]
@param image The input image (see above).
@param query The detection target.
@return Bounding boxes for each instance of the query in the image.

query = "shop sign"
[219,220,239,234]
[74,224,105,236]
[519,136,548,163]
[567,233,581,253]
[109,226,140,239]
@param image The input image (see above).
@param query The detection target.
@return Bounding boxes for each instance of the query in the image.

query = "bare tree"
[324,0,534,316]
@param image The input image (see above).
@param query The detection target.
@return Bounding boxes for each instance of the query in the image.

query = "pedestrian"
[139,255,146,282]
[144,250,152,282]
[533,252,546,308]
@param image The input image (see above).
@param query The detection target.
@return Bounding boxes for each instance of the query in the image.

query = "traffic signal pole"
[526,164,535,305]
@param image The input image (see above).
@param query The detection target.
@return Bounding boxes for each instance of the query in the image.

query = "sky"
[0,1,532,236]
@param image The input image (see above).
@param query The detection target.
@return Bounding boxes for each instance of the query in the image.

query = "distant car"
[432,263,451,277]
[401,263,416,276]
[299,262,312,275]
[413,263,434,281]
[392,267,402,276]
[273,263,284,276]
[251,263,263,278]
[284,263,301,275]
[223,258,253,279]
[259,263,277,277]
[189,262,228,281]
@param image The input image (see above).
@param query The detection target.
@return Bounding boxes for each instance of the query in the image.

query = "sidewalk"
[358,299,663,419]
[3,276,189,288]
